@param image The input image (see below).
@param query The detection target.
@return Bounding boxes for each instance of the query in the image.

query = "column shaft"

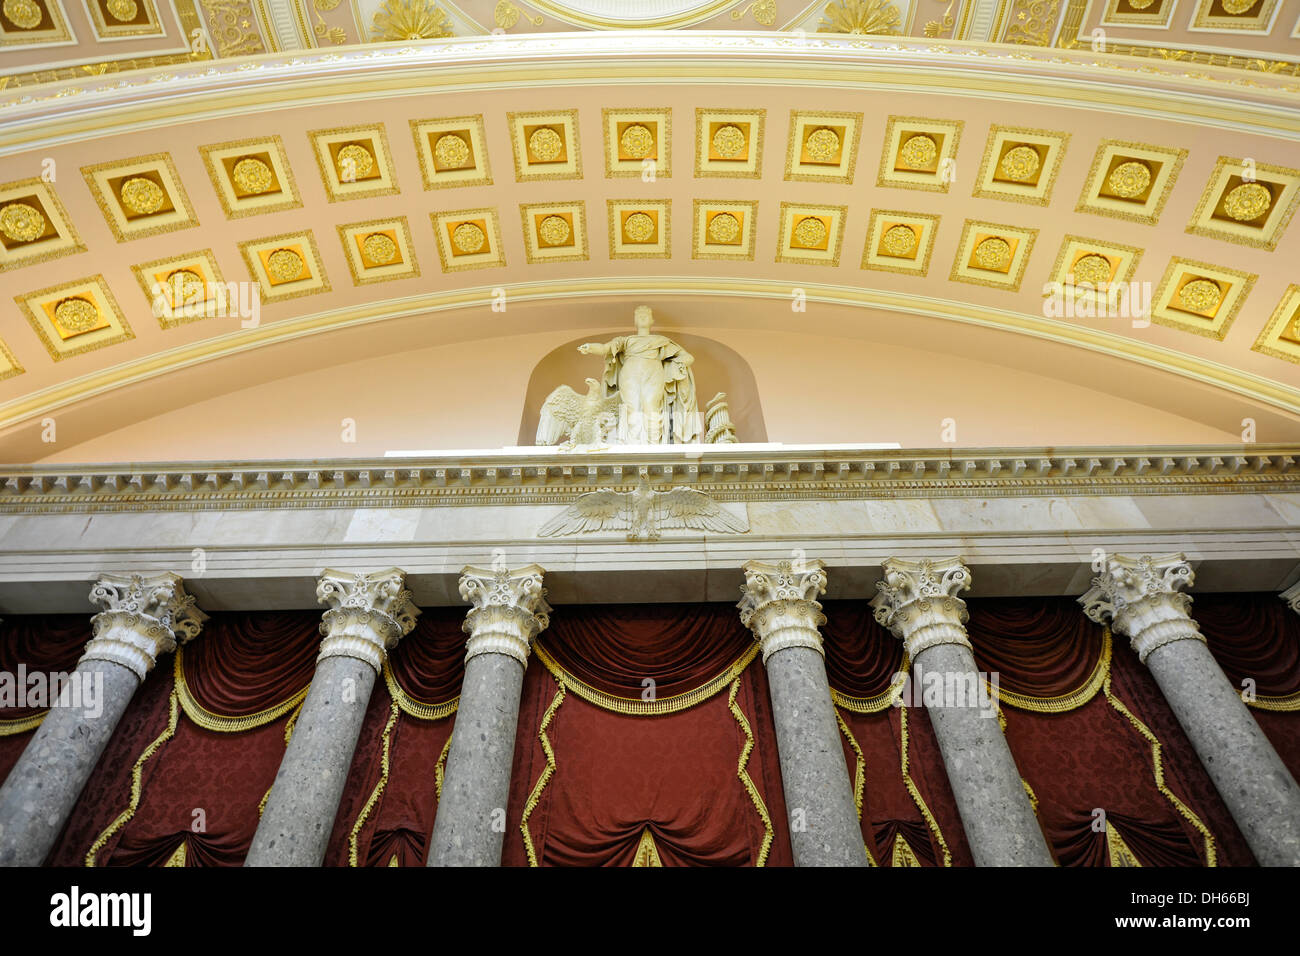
[426,653,525,865]
[1145,639,1300,866]
[246,568,418,867]
[427,564,550,867]
[912,642,1052,866]
[1082,552,1300,867]
[764,644,866,866]
[872,556,1054,867]
[0,572,204,868]
[0,659,138,866]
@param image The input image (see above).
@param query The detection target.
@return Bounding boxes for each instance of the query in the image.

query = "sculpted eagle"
[536,377,621,450]
[537,481,749,541]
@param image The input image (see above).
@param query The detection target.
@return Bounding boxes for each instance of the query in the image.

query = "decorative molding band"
[1,446,1296,514]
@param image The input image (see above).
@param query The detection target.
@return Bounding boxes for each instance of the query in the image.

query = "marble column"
[428,565,550,867]
[0,573,207,867]
[871,557,1054,867]
[1081,553,1300,867]
[246,568,418,867]
[738,559,866,867]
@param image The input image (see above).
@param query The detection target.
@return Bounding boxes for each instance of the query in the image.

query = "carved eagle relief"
[536,377,621,450]
[537,481,749,541]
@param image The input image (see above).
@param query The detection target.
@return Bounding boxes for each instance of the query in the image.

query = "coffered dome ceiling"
[0,10,1298,461]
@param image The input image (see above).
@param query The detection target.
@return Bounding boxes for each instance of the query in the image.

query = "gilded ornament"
[164,269,205,304]
[106,0,138,21]
[433,133,470,168]
[1126,0,1154,8]
[370,0,452,41]
[1107,161,1152,199]
[336,143,375,180]
[1071,254,1112,286]
[362,232,398,264]
[452,221,486,253]
[711,124,746,159]
[707,212,740,243]
[232,156,273,194]
[119,177,166,215]
[899,134,937,169]
[1222,182,1271,222]
[973,236,1012,270]
[622,212,655,242]
[538,215,570,246]
[2,0,41,28]
[881,224,918,256]
[804,127,841,163]
[1220,0,1257,12]
[793,216,828,247]
[817,0,902,34]
[1178,278,1222,313]
[528,126,563,162]
[0,202,46,243]
[619,124,655,159]
[53,297,100,333]
[266,247,305,281]
[998,145,1041,183]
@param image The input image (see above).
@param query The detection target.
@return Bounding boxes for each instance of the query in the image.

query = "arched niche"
[517,330,769,446]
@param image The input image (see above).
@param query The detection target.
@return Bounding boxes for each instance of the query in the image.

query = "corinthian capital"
[1079,553,1201,663]
[316,568,420,672]
[85,572,208,680]
[869,557,972,658]
[459,565,551,667]
[1282,580,1300,618]
[737,559,828,662]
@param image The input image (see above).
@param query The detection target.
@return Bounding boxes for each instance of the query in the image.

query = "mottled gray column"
[1082,553,1300,867]
[738,559,866,867]
[0,573,206,867]
[428,565,550,867]
[246,568,418,867]
[872,557,1054,867]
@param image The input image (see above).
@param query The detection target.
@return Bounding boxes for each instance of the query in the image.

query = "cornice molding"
[1,33,1297,148]
[1,444,1295,513]
[4,277,1299,434]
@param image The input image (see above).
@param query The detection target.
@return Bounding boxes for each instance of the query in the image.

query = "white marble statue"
[537,306,702,449]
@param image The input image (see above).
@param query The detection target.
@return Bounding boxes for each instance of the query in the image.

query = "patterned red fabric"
[0,614,92,783]
[180,611,319,715]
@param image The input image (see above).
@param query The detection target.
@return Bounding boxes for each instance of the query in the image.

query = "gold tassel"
[727,677,773,867]
[348,699,399,867]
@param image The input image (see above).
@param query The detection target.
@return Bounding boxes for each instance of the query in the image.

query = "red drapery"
[500,603,790,866]
[1194,593,1300,781]
[0,615,91,782]
[47,611,320,867]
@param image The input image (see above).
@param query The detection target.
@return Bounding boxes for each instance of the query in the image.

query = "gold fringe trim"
[1022,778,1040,816]
[348,699,399,868]
[533,641,759,716]
[987,631,1112,714]
[382,658,459,722]
[0,711,45,735]
[835,707,881,866]
[435,733,453,801]
[86,689,180,867]
[727,677,773,867]
[831,653,911,713]
[1245,690,1300,712]
[173,648,310,733]
[898,702,952,867]
[1102,628,1217,867]
[520,681,565,867]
